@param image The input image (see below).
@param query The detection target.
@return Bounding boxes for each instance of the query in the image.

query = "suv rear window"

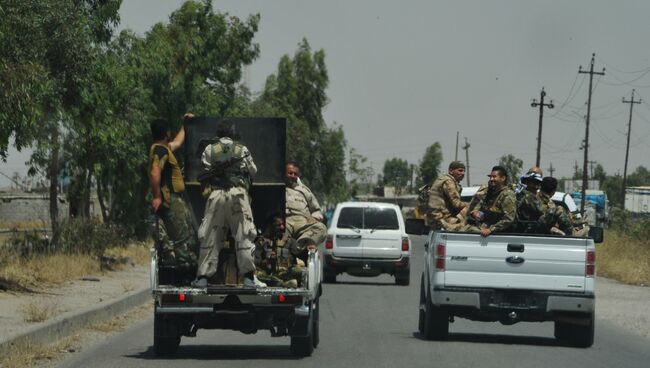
[336,207,399,230]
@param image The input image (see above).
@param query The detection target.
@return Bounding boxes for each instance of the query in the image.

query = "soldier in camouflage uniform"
[517,172,573,235]
[285,162,327,263]
[466,166,516,237]
[426,161,468,230]
[254,214,303,288]
[539,177,580,236]
[193,121,265,288]
[149,118,198,282]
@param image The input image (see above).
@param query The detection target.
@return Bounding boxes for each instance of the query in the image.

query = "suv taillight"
[435,243,446,270]
[586,249,595,277]
[325,235,333,249]
[401,237,409,251]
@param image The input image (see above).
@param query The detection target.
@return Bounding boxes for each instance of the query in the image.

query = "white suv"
[323,202,411,285]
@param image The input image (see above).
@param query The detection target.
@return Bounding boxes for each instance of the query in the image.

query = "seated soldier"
[466,166,516,237]
[425,161,468,230]
[539,177,586,236]
[517,172,573,235]
[255,214,302,288]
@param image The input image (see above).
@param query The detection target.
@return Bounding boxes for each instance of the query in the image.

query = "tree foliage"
[1,1,351,238]
[418,142,443,186]
[348,148,374,196]
[383,158,410,189]
[498,154,523,184]
[255,39,347,204]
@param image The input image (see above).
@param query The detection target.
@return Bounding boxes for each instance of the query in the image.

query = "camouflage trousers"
[156,194,198,272]
[426,213,466,231]
[257,264,304,288]
[196,187,257,278]
[286,215,327,250]
[526,207,574,235]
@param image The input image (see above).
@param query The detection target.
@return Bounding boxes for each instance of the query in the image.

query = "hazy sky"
[3,0,650,188]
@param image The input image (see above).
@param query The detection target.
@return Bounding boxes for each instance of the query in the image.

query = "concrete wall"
[0,194,68,225]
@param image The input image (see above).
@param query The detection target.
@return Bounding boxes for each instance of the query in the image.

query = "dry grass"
[21,299,60,323]
[121,281,135,293]
[597,230,650,286]
[0,242,150,292]
[0,334,80,368]
[0,219,48,230]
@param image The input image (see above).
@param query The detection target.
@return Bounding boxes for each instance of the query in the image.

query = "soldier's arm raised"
[242,146,257,177]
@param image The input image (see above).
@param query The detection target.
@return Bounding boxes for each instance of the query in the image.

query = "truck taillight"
[401,237,409,251]
[325,235,333,249]
[586,249,596,278]
[436,243,446,270]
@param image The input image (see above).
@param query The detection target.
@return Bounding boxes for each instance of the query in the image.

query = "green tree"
[348,148,374,196]
[628,166,650,186]
[383,158,410,190]
[418,142,443,187]
[255,39,347,203]
[498,154,523,184]
[0,0,122,243]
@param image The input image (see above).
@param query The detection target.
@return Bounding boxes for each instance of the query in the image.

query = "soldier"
[539,177,580,236]
[255,214,302,288]
[517,172,573,235]
[192,121,265,288]
[467,166,516,237]
[285,162,327,263]
[149,117,198,283]
[426,161,468,230]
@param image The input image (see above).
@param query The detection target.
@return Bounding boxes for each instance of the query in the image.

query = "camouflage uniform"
[149,143,198,273]
[516,190,573,235]
[426,173,466,230]
[286,183,327,258]
[466,185,516,233]
[196,137,258,278]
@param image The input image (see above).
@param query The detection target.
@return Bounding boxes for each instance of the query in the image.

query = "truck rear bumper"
[324,254,409,276]
[432,287,595,314]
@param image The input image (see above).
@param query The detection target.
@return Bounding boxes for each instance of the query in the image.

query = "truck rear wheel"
[555,313,594,348]
[312,299,320,349]
[323,267,336,283]
[423,290,449,340]
[395,267,410,286]
[153,314,181,356]
[290,332,314,357]
[418,273,425,334]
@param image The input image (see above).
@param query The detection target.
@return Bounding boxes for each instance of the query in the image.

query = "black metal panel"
[183,117,286,184]
[182,117,286,231]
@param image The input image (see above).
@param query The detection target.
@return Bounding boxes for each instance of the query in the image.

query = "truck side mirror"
[589,226,604,244]
[405,218,429,235]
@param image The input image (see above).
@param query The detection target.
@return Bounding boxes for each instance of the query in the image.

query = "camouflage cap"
[449,161,466,170]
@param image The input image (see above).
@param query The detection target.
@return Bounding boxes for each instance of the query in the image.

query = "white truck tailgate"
[439,233,590,292]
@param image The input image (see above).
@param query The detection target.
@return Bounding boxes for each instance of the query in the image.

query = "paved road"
[60,236,650,368]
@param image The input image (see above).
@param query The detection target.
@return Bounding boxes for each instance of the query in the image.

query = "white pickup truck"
[409,223,602,347]
[151,117,322,357]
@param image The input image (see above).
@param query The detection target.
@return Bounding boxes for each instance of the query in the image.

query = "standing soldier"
[149,117,198,283]
[467,166,516,237]
[285,162,327,263]
[426,161,468,230]
[192,121,265,288]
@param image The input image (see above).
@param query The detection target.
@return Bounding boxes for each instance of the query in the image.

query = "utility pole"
[455,131,459,161]
[622,89,641,208]
[578,53,605,215]
[588,160,597,179]
[531,87,554,167]
[463,137,471,186]
[548,163,555,177]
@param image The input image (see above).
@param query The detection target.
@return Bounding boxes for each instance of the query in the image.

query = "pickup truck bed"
[418,231,596,347]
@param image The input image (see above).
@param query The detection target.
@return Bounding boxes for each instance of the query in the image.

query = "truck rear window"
[337,207,399,230]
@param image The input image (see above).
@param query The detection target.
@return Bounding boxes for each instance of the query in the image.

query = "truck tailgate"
[440,233,590,292]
